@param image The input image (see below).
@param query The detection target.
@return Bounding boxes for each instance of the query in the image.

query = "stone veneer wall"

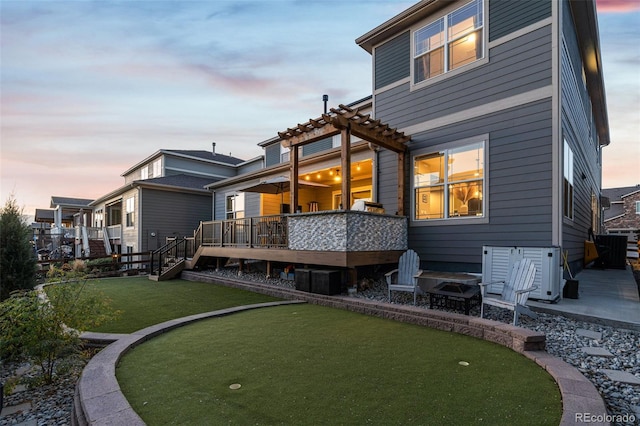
[287,211,407,251]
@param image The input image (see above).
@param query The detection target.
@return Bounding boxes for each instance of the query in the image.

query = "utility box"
[482,246,562,302]
[311,270,342,295]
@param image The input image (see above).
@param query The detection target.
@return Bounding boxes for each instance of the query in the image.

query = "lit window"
[414,141,484,220]
[414,0,483,84]
[563,140,574,219]
[125,197,135,227]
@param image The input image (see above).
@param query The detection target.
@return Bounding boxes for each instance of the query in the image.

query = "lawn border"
[72,273,609,426]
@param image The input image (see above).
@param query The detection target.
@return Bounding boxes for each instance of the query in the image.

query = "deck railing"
[192,215,288,253]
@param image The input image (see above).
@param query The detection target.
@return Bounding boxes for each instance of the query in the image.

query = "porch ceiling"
[277,104,410,153]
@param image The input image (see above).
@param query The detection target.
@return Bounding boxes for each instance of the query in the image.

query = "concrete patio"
[528,266,640,331]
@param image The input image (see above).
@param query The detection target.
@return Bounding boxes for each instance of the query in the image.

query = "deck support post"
[238,259,244,276]
[266,261,272,278]
[347,267,357,288]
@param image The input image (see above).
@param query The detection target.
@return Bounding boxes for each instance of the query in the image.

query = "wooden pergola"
[278,104,410,215]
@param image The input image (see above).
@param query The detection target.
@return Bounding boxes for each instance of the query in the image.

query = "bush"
[0,195,36,301]
[0,275,118,384]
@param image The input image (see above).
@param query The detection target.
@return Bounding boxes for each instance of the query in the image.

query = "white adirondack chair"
[385,249,423,305]
[479,257,538,326]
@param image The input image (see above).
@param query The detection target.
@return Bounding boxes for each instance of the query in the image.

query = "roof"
[141,174,217,190]
[602,185,640,202]
[90,174,213,206]
[50,196,94,208]
[121,149,246,177]
[163,150,245,166]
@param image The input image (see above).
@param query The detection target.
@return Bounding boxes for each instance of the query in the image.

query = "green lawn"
[117,304,561,425]
[80,276,280,333]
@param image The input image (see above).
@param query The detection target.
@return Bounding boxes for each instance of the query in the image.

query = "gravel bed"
[1,268,638,425]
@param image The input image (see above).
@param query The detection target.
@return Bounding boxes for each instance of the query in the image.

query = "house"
[355,0,609,274]
[86,146,256,257]
[34,196,94,257]
[154,0,610,283]
[602,185,640,245]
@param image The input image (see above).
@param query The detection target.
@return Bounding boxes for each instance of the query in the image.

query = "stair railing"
[149,238,187,277]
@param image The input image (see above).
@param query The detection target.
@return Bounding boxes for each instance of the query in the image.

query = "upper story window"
[563,140,574,220]
[152,159,162,178]
[141,166,149,180]
[414,0,483,84]
[413,139,485,221]
[635,201,640,215]
[125,197,135,227]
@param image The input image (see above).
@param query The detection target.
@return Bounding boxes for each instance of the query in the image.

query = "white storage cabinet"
[482,246,562,302]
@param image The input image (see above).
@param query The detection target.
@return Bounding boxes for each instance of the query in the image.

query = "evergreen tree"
[0,195,36,301]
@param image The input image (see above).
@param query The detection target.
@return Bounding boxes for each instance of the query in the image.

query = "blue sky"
[1,0,638,218]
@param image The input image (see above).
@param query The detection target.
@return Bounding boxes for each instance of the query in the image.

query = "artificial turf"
[80,276,280,333]
[117,303,561,425]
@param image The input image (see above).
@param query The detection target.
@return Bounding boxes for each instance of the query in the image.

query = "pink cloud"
[596,0,640,12]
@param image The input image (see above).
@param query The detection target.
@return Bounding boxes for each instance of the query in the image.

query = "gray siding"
[265,144,280,167]
[378,100,553,271]
[302,137,332,157]
[213,187,261,220]
[560,0,602,271]
[375,25,552,130]
[374,31,410,89]
[164,156,236,179]
[489,0,552,42]
[140,189,212,252]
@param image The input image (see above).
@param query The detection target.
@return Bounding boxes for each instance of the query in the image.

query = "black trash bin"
[595,235,628,269]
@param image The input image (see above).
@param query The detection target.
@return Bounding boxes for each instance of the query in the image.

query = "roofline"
[120,149,243,177]
[568,0,610,146]
[355,0,443,53]
[621,189,640,199]
[89,180,210,206]
[603,214,625,223]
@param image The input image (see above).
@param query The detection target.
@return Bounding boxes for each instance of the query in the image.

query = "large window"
[414,0,483,84]
[125,197,135,227]
[414,141,484,220]
[152,159,162,178]
[225,193,245,219]
[563,140,574,219]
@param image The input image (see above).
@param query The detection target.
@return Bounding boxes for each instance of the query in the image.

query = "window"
[152,159,162,178]
[563,140,574,219]
[414,140,484,220]
[141,166,149,180]
[225,193,245,219]
[280,145,290,163]
[125,197,135,227]
[635,201,640,215]
[414,0,483,84]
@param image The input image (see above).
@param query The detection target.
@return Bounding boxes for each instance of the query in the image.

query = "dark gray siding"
[302,137,332,157]
[265,144,280,167]
[378,100,554,271]
[561,0,601,272]
[140,189,211,252]
[374,31,410,89]
[489,0,552,42]
[165,156,235,179]
[376,25,552,130]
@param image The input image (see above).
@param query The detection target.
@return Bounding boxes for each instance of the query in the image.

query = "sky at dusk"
[1,0,639,219]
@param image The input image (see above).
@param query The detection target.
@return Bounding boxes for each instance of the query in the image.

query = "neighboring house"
[602,185,640,243]
[87,146,257,256]
[354,0,609,273]
[33,196,94,257]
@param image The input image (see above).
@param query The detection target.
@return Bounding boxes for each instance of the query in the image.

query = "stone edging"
[72,272,609,425]
[72,300,305,426]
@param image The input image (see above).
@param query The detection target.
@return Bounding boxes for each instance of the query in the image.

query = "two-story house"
[602,185,640,247]
[355,0,609,273]
[88,145,259,256]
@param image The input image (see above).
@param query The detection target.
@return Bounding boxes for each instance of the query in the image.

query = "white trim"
[551,0,561,246]
[400,86,552,135]
[373,77,410,95]
[164,166,229,180]
[487,17,552,49]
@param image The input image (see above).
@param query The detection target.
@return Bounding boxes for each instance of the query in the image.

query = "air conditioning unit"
[482,246,562,302]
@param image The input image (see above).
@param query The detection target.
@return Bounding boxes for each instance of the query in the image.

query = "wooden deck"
[187,246,404,269]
